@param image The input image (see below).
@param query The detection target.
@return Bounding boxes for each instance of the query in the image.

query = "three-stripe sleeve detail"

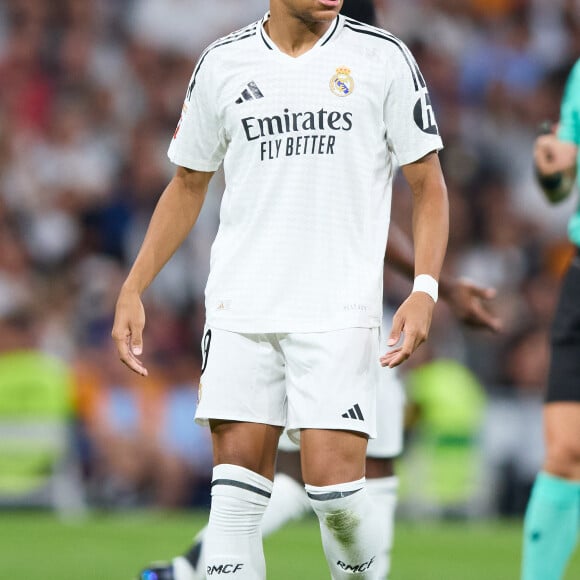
[186,23,259,100]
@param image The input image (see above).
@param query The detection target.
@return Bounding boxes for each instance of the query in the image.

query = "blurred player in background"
[113,0,449,578]
[522,59,580,580]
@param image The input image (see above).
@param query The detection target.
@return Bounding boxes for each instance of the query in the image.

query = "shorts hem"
[286,425,376,445]
[194,415,286,428]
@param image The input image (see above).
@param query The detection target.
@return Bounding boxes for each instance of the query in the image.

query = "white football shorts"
[276,363,405,457]
[196,326,379,443]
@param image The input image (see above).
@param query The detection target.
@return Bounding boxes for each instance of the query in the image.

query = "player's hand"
[380,292,434,368]
[442,277,501,332]
[111,287,148,376]
[534,134,577,176]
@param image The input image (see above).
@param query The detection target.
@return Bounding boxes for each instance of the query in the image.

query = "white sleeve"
[168,52,227,172]
[383,46,443,166]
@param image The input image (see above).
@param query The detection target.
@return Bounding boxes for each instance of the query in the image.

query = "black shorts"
[547,250,580,403]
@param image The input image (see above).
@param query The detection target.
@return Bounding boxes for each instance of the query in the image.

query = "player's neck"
[265,8,335,57]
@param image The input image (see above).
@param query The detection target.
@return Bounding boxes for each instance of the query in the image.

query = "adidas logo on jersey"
[342,404,364,421]
[235,81,264,104]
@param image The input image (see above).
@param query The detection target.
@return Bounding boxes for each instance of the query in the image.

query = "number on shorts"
[201,329,212,374]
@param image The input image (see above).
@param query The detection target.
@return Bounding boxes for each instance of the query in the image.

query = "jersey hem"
[205,314,382,334]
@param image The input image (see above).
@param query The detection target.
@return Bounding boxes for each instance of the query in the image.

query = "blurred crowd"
[0,0,579,514]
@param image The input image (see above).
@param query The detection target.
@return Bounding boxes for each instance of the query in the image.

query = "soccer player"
[522,59,580,580]
[112,0,449,578]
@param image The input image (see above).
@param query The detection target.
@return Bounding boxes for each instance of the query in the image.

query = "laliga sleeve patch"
[413,89,439,135]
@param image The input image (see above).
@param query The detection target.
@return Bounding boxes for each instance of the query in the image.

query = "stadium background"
[1,0,579,578]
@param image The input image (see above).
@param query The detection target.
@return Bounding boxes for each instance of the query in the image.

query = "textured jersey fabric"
[168,13,443,333]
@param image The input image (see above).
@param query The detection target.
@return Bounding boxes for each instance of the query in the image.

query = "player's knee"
[544,438,580,477]
[301,430,367,486]
[303,459,365,487]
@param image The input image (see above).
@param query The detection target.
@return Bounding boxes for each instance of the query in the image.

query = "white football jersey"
[168,13,443,333]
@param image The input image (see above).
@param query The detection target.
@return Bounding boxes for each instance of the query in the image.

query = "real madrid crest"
[330,66,354,97]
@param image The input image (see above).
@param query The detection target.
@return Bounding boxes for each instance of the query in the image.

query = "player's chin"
[310,0,342,19]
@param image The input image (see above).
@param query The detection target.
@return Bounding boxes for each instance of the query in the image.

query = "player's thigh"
[210,420,282,480]
[300,428,368,486]
[282,327,379,443]
[195,327,287,428]
[543,402,580,479]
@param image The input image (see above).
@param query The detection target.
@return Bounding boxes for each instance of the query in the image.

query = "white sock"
[178,472,311,579]
[306,478,386,580]
[203,464,272,579]
[366,476,399,579]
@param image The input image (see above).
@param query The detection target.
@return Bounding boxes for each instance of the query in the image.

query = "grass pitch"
[2,511,580,579]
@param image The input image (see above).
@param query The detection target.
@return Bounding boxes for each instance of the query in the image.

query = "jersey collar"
[258,11,343,56]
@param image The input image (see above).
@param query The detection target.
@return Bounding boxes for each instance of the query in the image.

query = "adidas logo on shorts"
[235,81,264,104]
[342,404,364,421]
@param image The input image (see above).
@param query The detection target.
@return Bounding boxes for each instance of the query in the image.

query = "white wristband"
[412,274,438,303]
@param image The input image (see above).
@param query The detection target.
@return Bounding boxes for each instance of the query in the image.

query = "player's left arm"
[380,151,449,368]
[534,63,580,203]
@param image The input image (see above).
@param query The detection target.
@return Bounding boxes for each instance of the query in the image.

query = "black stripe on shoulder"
[197,20,258,60]
[186,26,258,99]
[343,16,403,43]
[321,16,340,47]
[345,19,426,89]
[343,20,422,91]
[216,20,260,46]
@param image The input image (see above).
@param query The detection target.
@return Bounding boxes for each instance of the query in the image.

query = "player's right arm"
[381,151,449,368]
[112,167,213,376]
